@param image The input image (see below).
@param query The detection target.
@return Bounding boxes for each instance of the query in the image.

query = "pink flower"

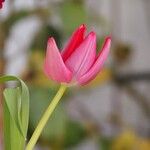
[0,0,5,9]
[44,24,111,85]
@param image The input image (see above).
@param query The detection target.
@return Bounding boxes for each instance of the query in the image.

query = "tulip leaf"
[0,75,29,150]
[4,98,24,150]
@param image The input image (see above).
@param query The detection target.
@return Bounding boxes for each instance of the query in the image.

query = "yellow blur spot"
[112,130,150,150]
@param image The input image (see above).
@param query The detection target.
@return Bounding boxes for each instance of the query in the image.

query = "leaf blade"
[0,75,30,150]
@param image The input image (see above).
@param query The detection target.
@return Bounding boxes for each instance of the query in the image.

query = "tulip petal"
[78,37,111,85]
[44,38,72,83]
[61,24,86,61]
[65,32,96,79]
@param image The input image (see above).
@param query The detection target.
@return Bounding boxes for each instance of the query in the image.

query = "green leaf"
[0,75,29,150]
[4,99,24,150]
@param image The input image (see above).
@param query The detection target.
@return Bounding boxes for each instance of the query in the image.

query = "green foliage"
[29,86,67,142]
[64,121,86,148]
[0,76,29,150]
[99,137,113,150]
[60,1,87,35]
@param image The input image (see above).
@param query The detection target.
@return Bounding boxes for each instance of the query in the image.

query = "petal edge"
[78,37,111,85]
[65,32,97,79]
[44,38,72,83]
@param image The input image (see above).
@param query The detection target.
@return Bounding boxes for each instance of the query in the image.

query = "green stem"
[25,84,67,150]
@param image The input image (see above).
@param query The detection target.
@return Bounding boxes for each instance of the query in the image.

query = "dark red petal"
[61,24,86,61]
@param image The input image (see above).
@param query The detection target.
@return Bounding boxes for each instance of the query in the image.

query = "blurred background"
[0,0,150,149]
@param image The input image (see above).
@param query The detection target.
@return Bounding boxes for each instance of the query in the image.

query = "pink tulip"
[44,24,111,85]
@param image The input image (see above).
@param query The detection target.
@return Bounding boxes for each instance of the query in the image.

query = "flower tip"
[47,37,57,50]
[87,32,96,39]
[79,24,86,30]
[48,37,55,43]
[90,31,96,36]
[83,31,96,42]
[106,36,112,42]
[103,36,111,47]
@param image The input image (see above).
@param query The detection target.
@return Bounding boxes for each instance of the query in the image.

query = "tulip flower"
[44,24,111,85]
[26,25,111,150]
[0,0,5,9]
